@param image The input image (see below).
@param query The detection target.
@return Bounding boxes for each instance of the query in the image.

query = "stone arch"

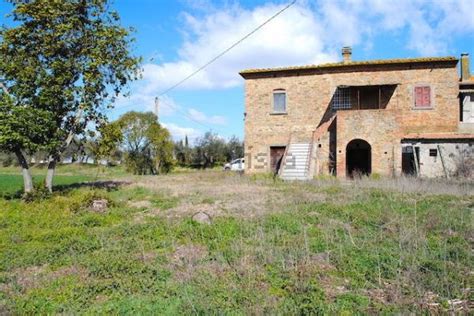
[346,139,371,177]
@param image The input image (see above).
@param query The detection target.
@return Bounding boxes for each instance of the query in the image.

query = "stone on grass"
[192,211,212,224]
[91,199,108,213]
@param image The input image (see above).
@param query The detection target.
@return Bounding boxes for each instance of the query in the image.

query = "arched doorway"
[346,139,371,177]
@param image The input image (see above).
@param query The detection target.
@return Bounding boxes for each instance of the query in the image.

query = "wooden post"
[437,145,450,179]
[412,145,420,177]
[378,87,381,109]
[357,89,360,109]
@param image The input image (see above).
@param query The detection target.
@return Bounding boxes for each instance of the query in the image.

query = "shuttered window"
[414,86,431,108]
[273,90,287,113]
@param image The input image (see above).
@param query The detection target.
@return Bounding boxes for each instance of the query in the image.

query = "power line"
[117,1,297,132]
[158,0,296,97]
[158,97,222,131]
[154,1,297,130]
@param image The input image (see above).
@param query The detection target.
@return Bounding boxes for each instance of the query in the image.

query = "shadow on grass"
[2,180,130,200]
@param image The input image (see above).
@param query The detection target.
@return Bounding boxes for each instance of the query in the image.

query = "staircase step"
[279,142,312,181]
[281,175,310,180]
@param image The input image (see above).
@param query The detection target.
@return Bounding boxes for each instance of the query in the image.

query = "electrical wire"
[113,1,296,131]
[155,0,297,130]
[157,0,297,98]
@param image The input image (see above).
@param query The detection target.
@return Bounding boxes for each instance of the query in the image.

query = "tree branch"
[0,82,10,95]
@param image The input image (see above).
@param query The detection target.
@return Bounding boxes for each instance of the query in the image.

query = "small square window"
[414,86,431,108]
[429,149,437,157]
[273,90,286,113]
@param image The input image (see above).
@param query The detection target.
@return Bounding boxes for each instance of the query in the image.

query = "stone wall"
[402,141,473,177]
[243,64,460,176]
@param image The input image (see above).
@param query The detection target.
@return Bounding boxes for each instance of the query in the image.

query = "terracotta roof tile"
[240,56,457,76]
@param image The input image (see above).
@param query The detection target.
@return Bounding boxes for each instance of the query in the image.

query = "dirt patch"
[132,171,326,219]
[169,244,209,282]
[136,251,157,263]
[128,200,153,209]
[6,264,88,293]
[164,202,224,219]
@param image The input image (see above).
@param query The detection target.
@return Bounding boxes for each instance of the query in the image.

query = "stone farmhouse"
[240,48,474,179]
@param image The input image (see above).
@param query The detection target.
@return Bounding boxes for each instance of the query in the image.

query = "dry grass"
[1,169,472,314]
[348,175,473,196]
[128,171,473,220]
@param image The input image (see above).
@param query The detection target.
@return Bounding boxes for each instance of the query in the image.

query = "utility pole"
[154,96,159,122]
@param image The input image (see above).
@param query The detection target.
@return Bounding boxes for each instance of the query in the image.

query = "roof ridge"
[240,56,457,75]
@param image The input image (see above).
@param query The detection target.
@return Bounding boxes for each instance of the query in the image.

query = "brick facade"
[241,56,466,178]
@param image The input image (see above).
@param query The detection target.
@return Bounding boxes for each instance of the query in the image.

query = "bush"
[22,182,51,202]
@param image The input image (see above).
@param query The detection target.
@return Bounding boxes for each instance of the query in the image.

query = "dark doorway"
[346,139,371,177]
[270,146,286,173]
[401,146,419,175]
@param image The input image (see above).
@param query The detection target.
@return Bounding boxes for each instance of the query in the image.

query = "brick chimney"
[342,46,352,64]
[460,53,470,81]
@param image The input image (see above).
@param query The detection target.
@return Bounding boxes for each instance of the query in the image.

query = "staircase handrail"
[278,133,292,176]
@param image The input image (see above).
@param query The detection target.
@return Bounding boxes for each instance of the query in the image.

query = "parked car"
[224,158,245,171]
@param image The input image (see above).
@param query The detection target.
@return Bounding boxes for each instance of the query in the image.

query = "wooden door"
[270,146,286,173]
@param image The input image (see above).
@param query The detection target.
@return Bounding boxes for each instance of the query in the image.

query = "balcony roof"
[403,133,474,140]
[337,83,400,88]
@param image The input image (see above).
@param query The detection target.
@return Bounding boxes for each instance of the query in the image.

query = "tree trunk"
[14,150,33,193]
[45,157,57,193]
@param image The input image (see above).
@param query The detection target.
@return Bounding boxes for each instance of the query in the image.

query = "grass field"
[0,164,126,197]
[0,174,93,197]
[0,168,472,314]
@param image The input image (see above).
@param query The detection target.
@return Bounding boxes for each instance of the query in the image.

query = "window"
[273,90,286,113]
[429,149,437,157]
[332,87,351,110]
[414,86,431,108]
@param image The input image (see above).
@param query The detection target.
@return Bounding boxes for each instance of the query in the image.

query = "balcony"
[331,84,397,111]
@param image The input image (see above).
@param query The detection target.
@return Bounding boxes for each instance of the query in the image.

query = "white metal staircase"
[280,143,312,180]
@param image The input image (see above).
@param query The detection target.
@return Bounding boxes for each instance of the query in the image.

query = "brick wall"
[243,64,460,176]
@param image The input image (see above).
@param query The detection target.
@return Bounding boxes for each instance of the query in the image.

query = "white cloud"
[140,2,336,92]
[138,0,473,93]
[187,108,227,125]
[161,122,201,143]
[352,0,474,55]
[118,0,473,133]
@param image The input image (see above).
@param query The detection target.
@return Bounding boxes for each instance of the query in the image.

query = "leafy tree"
[91,122,123,165]
[0,0,140,192]
[118,111,173,175]
[62,136,86,164]
[0,93,57,192]
[173,132,243,169]
[148,123,174,173]
[225,135,244,161]
[192,132,227,168]
[174,136,192,167]
[185,135,189,148]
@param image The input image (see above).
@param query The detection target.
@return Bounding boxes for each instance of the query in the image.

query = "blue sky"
[1,0,474,143]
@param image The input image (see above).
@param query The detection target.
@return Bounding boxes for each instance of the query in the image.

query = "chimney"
[342,46,352,64]
[460,53,470,81]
